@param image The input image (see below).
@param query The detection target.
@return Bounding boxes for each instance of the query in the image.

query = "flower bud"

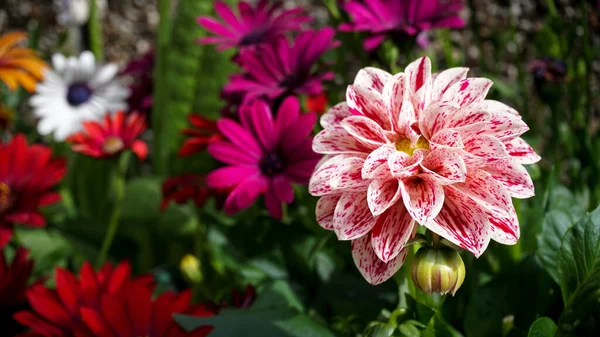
[411,246,465,296]
[180,254,203,284]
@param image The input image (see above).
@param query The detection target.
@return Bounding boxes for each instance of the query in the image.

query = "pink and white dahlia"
[310,57,539,285]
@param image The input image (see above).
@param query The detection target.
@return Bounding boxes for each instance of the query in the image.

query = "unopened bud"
[411,246,465,296]
[180,254,202,284]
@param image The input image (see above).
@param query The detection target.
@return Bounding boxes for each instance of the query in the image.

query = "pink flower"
[223,28,339,104]
[310,57,540,284]
[339,0,465,51]
[207,97,321,219]
[197,0,312,51]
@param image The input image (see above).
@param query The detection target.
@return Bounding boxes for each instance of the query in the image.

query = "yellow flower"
[0,31,47,92]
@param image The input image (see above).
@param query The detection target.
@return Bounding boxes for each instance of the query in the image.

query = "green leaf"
[528,317,557,337]
[274,315,337,337]
[422,315,464,337]
[363,323,396,337]
[537,210,577,283]
[556,206,600,333]
[397,320,421,337]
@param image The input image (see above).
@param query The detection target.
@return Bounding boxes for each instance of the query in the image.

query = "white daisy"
[30,51,130,140]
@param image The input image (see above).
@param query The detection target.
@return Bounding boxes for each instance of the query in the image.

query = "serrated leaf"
[556,206,600,333]
[528,317,557,337]
[537,210,576,283]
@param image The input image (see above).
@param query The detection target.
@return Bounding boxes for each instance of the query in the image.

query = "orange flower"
[0,31,47,92]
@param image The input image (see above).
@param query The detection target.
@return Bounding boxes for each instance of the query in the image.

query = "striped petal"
[334,191,378,240]
[320,102,352,129]
[341,115,389,146]
[371,204,416,262]
[346,84,391,129]
[313,125,372,154]
[484,159,535,198]
[420,148,467,185]
[316,194,341,230]
[362,144,395,179]
[442,78,493,108]
[400,176,444,225]
[352,234,407,285]
[367,178,402,216]
[504,137,541,164]
[354,67,392,93]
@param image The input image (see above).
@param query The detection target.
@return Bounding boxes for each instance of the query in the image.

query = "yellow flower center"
[0,182,13,214]
[395,136,429,156]
[102,136,124,155]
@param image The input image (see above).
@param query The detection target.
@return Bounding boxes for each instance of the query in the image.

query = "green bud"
[180,254,203,284]
[410,246,465,296]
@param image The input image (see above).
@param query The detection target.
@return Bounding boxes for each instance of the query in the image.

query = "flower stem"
[96,153,130,268]
[88,0,104,60]
[431,232,440,248]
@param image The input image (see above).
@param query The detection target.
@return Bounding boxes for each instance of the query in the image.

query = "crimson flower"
[14,261,151,337]
[121,51,154,116]
[339,0,465,51]
[310,58,539,284]
[0,135,66,247]
[306,92,328,115]
[197,0,312,51]
[223,28,339,104]
[207,97,321,219]
[1,248,36,336]
[67,111,148,160]
[77,285,216,337]
[160,174,228,212]
[179,115,223,157]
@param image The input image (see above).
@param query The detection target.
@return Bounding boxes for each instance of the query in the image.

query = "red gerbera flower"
[0,135,66,247]
[67,111,148,160]
[160,174,228,211]
[306,92,328,114]
[178,114,223,157]
[14,261,151,337]
[1,248,37,336]
[77,285,216,337]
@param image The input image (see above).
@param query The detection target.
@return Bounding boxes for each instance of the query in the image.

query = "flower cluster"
[310,57,539,284]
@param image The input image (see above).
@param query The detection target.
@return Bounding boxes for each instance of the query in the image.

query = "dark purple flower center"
[240,30,267,46]
[66,83,93,106]
[259,153,285,176]
[0,182,14,215]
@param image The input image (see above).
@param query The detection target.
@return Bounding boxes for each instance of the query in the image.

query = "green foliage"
[527,318,557,337]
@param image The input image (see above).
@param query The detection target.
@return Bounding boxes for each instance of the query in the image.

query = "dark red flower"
[67,111,148,160]
[160,174,228,211]
[0,135,66,247]
[77,285,216,337]
[306,92,328,114]
[14,261,151,337]
[223,285,256,309]
[178,115,223,157]
[121,51,154,116]
[1,248,37,336]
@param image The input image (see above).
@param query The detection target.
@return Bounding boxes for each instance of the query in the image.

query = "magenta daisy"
[222,28,339,104]
[207,97,321,219]
[197,0,312,51]
[339,0,465,51]
[310,57,540,284]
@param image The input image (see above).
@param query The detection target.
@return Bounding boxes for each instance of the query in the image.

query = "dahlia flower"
[0,135,66,247]
[78,286,216,337]
[0,31,47,92]
[160,174,228,211]
[179,114,223,157]
[121,51,154,116]
[310,57,539,284]
[30,51,130,141]
[197,0,312,51]
[339,0,465,51]
[207,97,321,219]
[14,261,152,337]
[223,28,339,104]
[67,111,148,160]
[0,248,36,336]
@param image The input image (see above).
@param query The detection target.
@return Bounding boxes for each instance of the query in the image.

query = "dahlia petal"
[206,166,261,188]
[419,102,459,139]
[485,109,530,141]
[216,118,263,158]
[476,99,520,117]
[351,234,407,285]
[420,148,467,185]
[362,144,395,179]
[354,67,392,92]
[400,176,444,225]
[346,84,391,129]
[388,150,423,178]
[313,125,371,154]
[452,169,512,212]
[208,141,259,165]
[488,206,520,245]
[334,192,378,240]
[431,67,469,102]
[367,179,402,216]
[382,73,407,129]
[485,159,535,198]
[405,56,432,94]
[330,156,370,191]
[320,102,352,129]
[463,135,509,167]
[425,187,491,257]
[316,194,341,230]
[341,115,389,146]
[371,204,416,262]
[504,137,541,164]
[429,128,464,149]
[309,154,348,196]
[442,78,493,107]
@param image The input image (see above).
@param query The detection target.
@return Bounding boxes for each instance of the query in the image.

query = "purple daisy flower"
[223,28,339,104]
[197,0,312,51]
[339,0,465,51]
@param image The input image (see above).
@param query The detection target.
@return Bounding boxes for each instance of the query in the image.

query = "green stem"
[96,153,130,268]
[192,211,205,303]
[88,0,103,60]
[431,232,440,248]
